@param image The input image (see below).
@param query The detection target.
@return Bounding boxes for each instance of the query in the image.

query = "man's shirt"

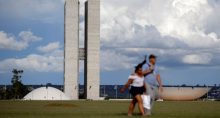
[142,63,159,86]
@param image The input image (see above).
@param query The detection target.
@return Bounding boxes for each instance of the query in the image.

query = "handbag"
[141,94,151,109]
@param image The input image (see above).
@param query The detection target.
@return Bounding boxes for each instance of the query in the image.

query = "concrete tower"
[64,0,100,100]
[84,0,100,100]
[64,0,79,100]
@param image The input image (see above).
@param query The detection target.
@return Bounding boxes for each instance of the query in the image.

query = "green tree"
[11,69,29,99]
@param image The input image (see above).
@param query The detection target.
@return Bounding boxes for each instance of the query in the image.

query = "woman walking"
[120,64,147,116]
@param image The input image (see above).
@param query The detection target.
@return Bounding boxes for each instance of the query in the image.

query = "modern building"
[64,0,100,100]
[160,86,211,101]
[64,0,79,100]
[19,85,216,101]
[23,87,70,100]
[84,0,100,100]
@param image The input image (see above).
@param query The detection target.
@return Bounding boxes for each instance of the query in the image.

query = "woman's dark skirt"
[129,86,145,97]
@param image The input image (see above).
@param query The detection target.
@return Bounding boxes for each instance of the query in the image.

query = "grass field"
[0,100,220,118]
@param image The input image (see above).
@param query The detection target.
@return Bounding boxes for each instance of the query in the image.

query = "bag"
[141,94,151,109]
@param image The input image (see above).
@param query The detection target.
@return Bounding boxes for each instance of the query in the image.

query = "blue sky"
[0,0,220,86]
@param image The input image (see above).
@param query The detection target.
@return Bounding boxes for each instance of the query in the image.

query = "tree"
[11,69,28,99]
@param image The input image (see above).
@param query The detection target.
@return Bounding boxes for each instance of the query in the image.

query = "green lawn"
[0,100,220,118]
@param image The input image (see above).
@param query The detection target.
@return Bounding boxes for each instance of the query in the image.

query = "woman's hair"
[135,64,143,73]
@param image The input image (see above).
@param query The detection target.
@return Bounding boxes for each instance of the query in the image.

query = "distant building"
[160,87,211,101]
[23,87,70,100]
[0,85,218,100]
[64,0,100,100]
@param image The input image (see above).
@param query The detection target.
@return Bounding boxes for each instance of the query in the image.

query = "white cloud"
[0,30,42,51]
[18,31,42,42]
[205,0,220,37]
[0,54,63,73]
[37,42,61,53]
[0,41,63,73]
[99,0,220,71]
[101,0,220,49]
[100,49,137,71]
[182,53,213,65]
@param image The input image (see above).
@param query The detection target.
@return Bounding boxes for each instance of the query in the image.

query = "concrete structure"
[160,87,211,101]
[23,87,70,100]
[64,0,100,100]
[64,0,79,100]
[84,0,100,100]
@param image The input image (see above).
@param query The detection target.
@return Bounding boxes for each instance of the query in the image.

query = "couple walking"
[120,54,163,116]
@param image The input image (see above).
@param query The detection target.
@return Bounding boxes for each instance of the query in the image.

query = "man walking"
[142,54,163,115]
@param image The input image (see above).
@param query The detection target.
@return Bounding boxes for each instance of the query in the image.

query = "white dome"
[23,87,70,100]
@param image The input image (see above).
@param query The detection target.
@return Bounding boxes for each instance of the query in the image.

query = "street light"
[114,84,118,99]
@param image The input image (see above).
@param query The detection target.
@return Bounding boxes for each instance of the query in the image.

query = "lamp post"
[104,85,106,97]
[114,84,117,99]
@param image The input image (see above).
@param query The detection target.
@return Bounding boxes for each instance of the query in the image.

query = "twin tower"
[64,0,100,100]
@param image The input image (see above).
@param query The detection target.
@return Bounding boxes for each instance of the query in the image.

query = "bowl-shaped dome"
[160,87,210,101]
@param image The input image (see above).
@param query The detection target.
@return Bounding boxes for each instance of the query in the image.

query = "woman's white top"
[128,74,145,87]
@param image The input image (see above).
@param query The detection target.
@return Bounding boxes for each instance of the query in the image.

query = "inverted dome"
[23,87,70,100]
[160,87,211,101]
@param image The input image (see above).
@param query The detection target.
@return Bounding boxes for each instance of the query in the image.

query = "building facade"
[64,0,79,100]
[64,0,100,100]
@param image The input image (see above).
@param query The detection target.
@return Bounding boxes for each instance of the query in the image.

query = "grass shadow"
[44,103,78,108]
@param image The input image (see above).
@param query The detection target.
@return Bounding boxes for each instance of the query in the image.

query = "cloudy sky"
[0,0,220,86]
